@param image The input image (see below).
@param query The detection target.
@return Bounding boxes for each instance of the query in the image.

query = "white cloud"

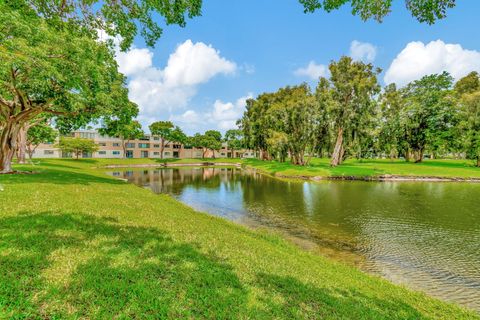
[350,40,377,62]
[171,93,253,132]
[294,61,329,80]
[163,40,236,87]
[209,94,253,130]
[385,40,480,86]
[116,48,153,76]
[109,39,237,127]
[172,110,202,124]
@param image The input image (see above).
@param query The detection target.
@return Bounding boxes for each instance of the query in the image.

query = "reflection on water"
[108,167,480,312]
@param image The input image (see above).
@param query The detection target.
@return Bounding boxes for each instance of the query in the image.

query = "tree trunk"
[405,149,411,162]
[16,123,28,164]
[202,148,206,158]
[330,127,344,167]
[339,145,346,164]
[122,139,127,158]
[476,157,480,167]
[0,120,22,173]
[160,138,165,159]
[414,149,423,163]
[27,144,36,160]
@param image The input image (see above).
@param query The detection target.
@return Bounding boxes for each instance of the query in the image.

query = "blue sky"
[115,0,480,135]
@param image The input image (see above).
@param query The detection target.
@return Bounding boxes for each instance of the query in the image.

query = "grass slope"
[0,159,478,319]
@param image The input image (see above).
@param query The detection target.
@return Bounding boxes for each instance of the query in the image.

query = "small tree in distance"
[149,121,174,160]
[225,129,244,158]
[100,120,144,158]
[57,137,99,159]
[26,124,57,160]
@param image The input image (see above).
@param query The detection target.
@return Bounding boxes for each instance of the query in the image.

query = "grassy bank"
[91,157,480,179]
[1,159,478,319]
[239,158,480,179]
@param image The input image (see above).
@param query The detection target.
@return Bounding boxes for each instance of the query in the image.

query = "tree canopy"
[7,0,202,50]
[299,0,456,24]
[0,4,135,172]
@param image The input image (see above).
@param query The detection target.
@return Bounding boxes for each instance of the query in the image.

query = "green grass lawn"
[1,159,478,319]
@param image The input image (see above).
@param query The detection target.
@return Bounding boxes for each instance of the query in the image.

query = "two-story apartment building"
[32,130,256,159]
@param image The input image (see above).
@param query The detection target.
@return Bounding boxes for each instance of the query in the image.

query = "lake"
[108,167,480,312]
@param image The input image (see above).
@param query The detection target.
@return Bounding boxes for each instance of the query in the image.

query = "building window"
[98,142,106,147]
[126,150,134,158]
[139,136,150,141]
[154,152,160,155]
[138,143,150,148]
[154,144,160,148]
[184,146,192,149]
[98,151,106,155]
[173,144,181,149]
[44,150,54,155]
[164,152,170,156]
[79,132,96,139]
[165,144,170,148]
[221,153,225,156]
[113,143,120,147]
[153,137,160,141]
[126,143,135,148]
[140,151,149,158]
[113,151,120,155]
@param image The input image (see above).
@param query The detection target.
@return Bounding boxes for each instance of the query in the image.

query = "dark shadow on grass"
[253,273,429,320]
[0,212,248,318]
[0,212,462,319]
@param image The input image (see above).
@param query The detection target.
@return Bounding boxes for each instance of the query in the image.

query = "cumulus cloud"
[209,94,253,130]
[384,40,480,86]
[350,40,377,62]
[163,40,236,87]
[111,39,237,127]
[116,48,153,76]
[294,61,329,80]
[171,93,253,132]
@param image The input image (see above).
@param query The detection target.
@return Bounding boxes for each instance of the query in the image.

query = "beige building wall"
[32,130,256,160]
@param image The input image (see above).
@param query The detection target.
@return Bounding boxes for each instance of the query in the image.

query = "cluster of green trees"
[239,57,480,167]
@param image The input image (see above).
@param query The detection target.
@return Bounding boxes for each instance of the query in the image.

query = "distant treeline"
[238,57,480,167]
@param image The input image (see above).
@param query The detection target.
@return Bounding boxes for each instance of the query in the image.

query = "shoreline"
[100,161,480,183]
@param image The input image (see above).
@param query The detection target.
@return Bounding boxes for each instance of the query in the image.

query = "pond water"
[108,167,480,312]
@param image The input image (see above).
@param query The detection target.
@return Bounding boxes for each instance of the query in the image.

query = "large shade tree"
[0,5,134,172]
